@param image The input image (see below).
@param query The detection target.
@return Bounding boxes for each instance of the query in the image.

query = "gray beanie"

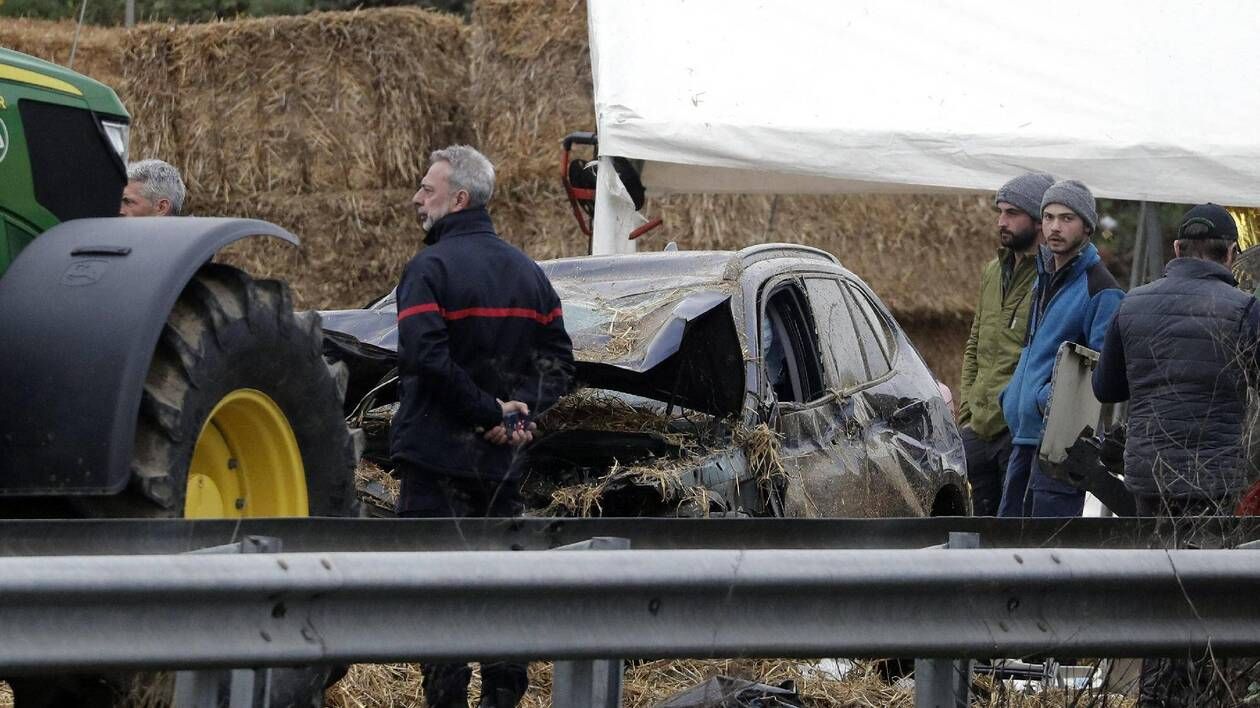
[1041,179,1098,233]
[995,172,1055,219]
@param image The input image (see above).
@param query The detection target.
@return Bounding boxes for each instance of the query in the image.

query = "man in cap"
[999,180,1124,517]
[1092,205,1258,708]
[1093,204,1258,517]
[958,172,1054,515]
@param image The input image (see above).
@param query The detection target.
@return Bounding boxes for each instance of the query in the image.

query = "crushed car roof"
[541,252,746,415]
[320,251,749,416]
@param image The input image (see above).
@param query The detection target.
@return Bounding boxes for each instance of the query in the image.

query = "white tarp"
[588,0,1260,206]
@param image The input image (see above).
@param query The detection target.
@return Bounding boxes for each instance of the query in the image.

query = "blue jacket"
[1001,242,1123,445]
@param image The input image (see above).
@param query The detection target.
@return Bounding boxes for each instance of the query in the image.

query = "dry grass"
[0,18,123,88]
[0,662,1138,707]
[325,659,1137,707]
[739,422,788,496]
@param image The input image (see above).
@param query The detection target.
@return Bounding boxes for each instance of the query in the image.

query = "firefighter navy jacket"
[390,206,575,481]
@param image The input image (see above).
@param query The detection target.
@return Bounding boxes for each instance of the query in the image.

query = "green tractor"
[0,49,359,521]
[0,43,360,706]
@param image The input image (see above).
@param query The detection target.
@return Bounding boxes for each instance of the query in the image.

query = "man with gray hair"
[391,145,575,708]
[119,159,186,217]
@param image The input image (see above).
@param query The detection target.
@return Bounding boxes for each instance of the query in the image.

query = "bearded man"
[958,172,1054,515]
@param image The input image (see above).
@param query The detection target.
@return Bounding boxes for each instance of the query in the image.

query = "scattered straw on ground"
[325,659,1137,707]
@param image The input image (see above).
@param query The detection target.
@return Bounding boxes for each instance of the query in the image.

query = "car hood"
[319,284,746,417]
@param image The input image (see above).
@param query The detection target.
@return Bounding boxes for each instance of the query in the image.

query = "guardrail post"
[552,537,629,708]
[174,536,281,708]
[914,531,978,708]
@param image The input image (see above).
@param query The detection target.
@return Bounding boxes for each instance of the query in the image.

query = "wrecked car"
[321,244,969,518]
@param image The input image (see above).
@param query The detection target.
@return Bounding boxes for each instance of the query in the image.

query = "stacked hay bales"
[118,8,470,199]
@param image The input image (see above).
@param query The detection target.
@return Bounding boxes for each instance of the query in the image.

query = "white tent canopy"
[587,0,1260,207]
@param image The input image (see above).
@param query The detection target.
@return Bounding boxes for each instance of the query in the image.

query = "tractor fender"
[0,217,299,495]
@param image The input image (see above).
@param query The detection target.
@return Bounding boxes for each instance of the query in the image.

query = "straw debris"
[539,390,681,437]
[527,391,787,518]
[0,19,122,88]
[738,422,787,495]
[356,459,400,512]
[325,659,1137,707]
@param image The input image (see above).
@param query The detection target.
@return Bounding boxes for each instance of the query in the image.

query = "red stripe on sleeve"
[397,302,441,321]
[398,303,563,324]
[442,306,564,324]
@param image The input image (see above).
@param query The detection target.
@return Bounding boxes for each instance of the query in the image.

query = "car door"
[758,276,869,517]
[837,278,942,516]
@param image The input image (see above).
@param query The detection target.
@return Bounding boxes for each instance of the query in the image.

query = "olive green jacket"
[959,249,1037,440]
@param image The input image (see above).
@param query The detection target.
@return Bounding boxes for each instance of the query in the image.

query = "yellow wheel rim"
[185,388,309,518]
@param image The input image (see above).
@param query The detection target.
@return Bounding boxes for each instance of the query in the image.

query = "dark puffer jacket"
[1093,258,1260,498]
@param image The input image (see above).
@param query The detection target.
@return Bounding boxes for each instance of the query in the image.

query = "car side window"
[803,278,866,391]
[842,281,895,380]
[761,284,827,404]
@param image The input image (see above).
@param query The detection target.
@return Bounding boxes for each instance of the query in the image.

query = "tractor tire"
[81,263,359,519]
[10,265,360,708]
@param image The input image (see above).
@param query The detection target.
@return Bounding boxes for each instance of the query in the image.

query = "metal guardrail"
[0,515,1256,555]
[2,517,1257,707]
[1,545,1258,675]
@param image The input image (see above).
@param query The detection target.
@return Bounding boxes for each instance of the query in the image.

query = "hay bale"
[120,8,470,200]
[469,0,593,189]
[119,25,181,163]
[198,188,420,309]
[0,18,123,89]
[900,314,970,398]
